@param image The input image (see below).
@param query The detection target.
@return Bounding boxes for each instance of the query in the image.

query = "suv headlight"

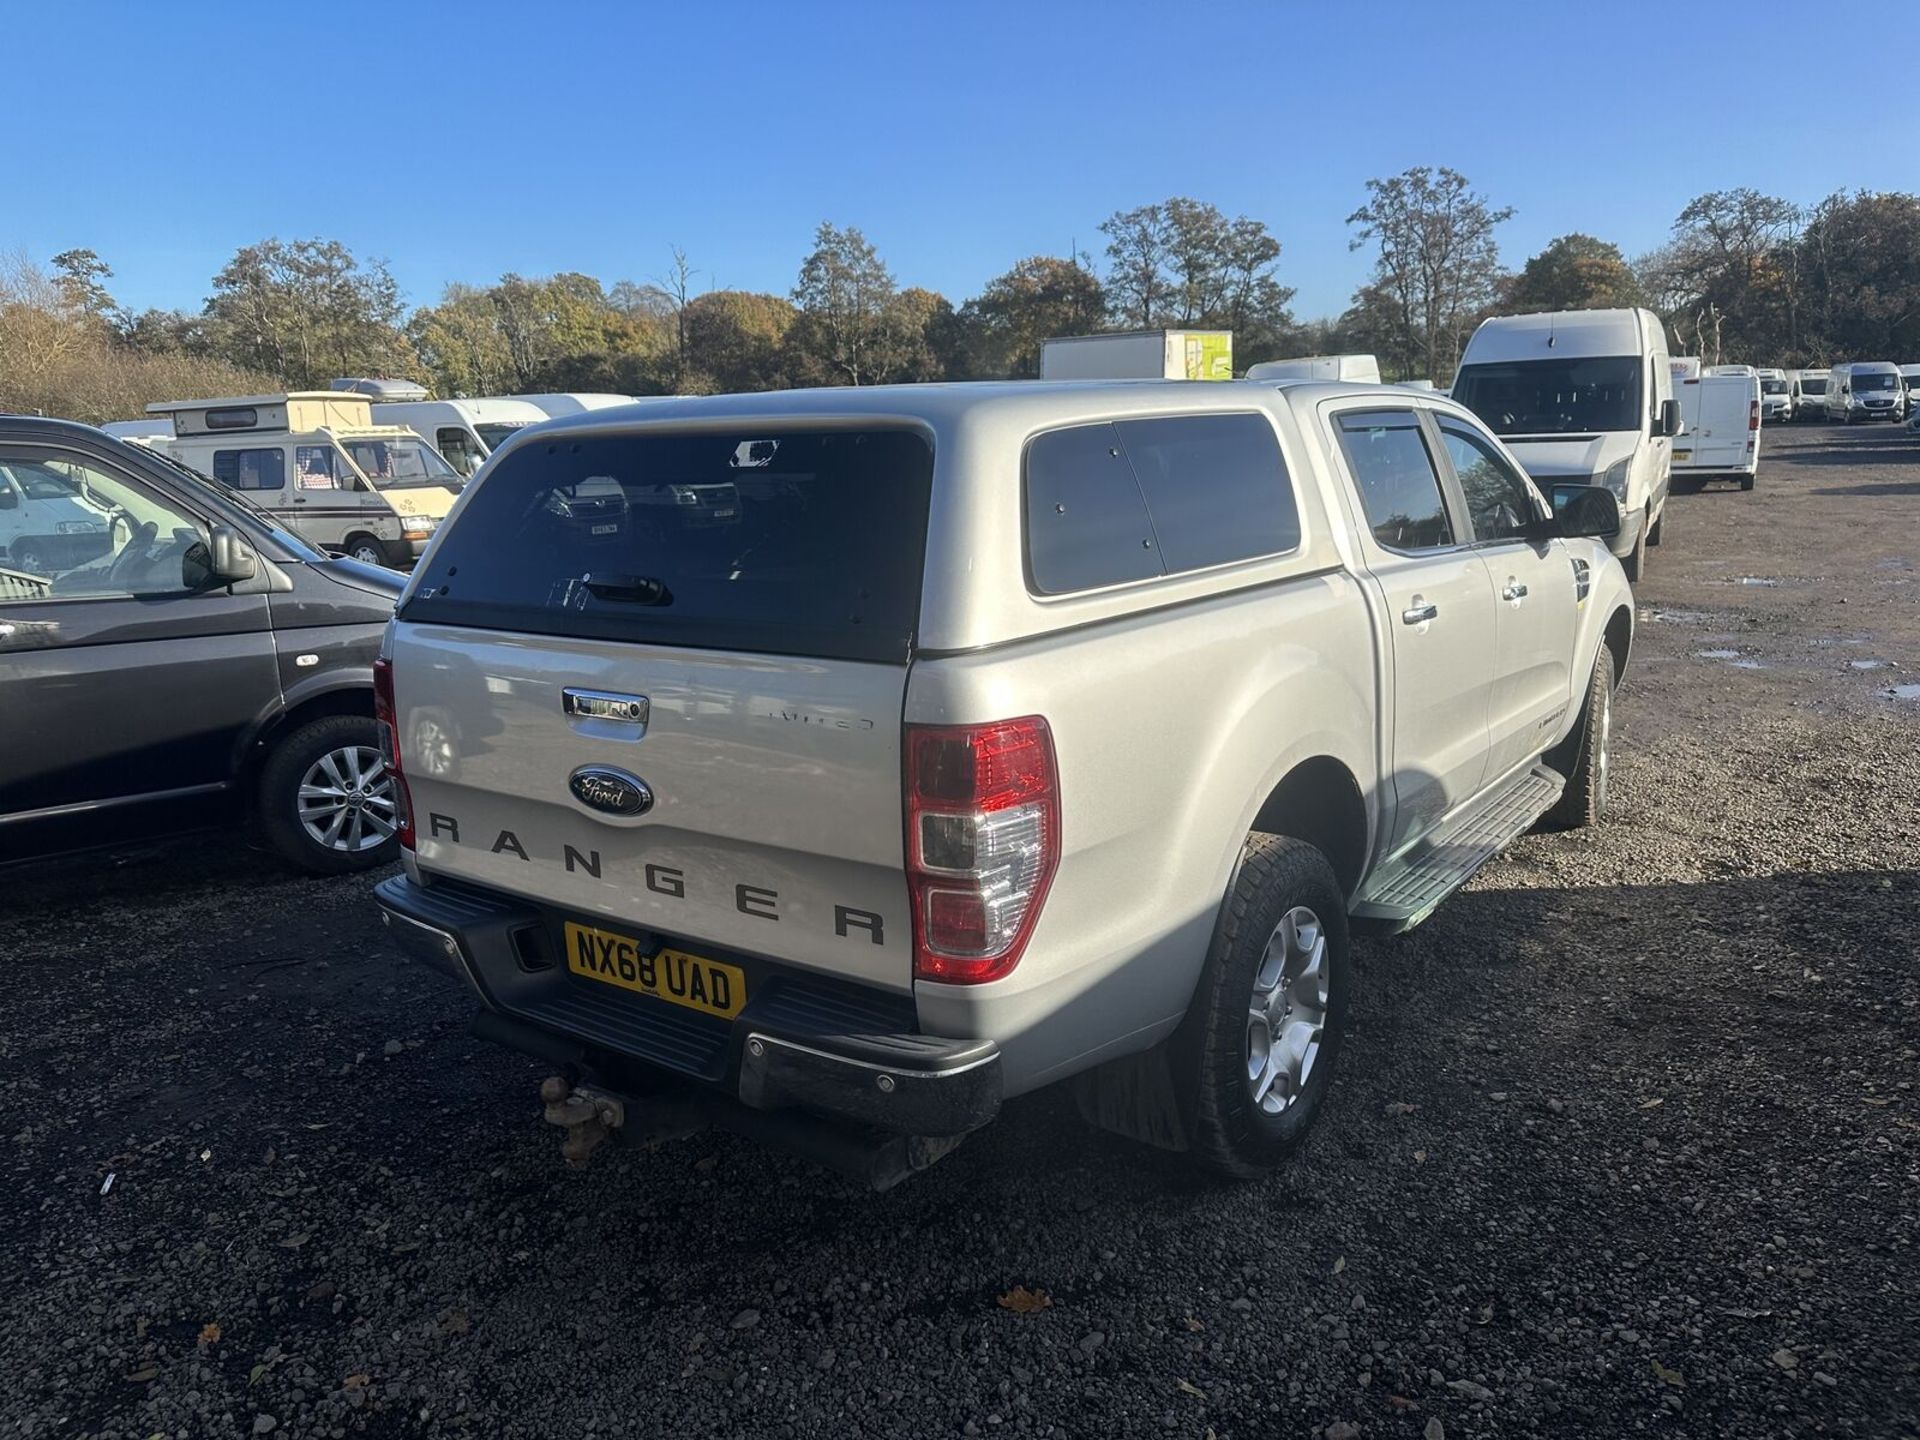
[1598,459,1631,501]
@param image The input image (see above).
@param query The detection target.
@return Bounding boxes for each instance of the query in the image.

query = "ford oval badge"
[568,765,653,817]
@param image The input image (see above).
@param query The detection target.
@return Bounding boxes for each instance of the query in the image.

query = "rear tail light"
[1749,400,1761,431]
[372,655,415,851]
[905,716,1059,984]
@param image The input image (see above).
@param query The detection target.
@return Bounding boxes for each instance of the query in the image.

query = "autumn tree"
[788,222,899,386]
[957,255,1107,378]
[204,238,414,387]
[1098,200,1295,357]
[1348,167,1513,382]
[1505,234,1644,313]
[1796,190,1920,360]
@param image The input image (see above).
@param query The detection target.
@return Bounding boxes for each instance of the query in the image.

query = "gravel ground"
[3,422,1917,1440]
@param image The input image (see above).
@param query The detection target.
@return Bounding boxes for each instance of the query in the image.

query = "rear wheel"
[1541,641,1615,831]
[1184,835,1351,1179]
[344,533,390,568]
[258,714,401,874]
[8,543,47,576]
[1739,472,1756,492]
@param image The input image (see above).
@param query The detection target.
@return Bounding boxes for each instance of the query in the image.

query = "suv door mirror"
[1546,483,1622,541]
[1657,398,1682,438]
[198,524,259,586]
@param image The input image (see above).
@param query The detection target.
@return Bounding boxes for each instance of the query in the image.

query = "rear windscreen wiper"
[582,573,673,605]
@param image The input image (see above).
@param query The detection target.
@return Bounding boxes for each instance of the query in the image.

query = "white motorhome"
[1672,373,1760,490]
[510,393,635,417]
[1452,308,1677,581]
[1790,368,1830,420]
[331,377,430,403]
[368,397,550,477]
[148,392,463,567]
[1244,354,1383,384]
[99,419,177,442]
[1039,330,1234,381]
[1826,361,1904,422]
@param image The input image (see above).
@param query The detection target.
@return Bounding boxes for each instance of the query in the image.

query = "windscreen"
[1853,371,1900,392]
[1451,357,1642,435]
[1762,379,1789,395]
[475,423,528,451]
[400,427,932,663]
[341,437,459,489]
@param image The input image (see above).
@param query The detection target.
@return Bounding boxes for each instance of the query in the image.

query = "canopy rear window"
[401,427,932,664]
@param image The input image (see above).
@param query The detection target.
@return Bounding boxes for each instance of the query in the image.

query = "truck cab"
[147,393,464,567]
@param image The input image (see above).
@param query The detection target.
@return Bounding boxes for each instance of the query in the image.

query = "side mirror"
[1657,398,1682,438]
[1546,483,1622,541]
[0,486,16,510]
[200,524,259,586]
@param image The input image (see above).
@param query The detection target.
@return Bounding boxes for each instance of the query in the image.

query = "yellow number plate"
[1673,448,1691,460]
[564,921,746,1020]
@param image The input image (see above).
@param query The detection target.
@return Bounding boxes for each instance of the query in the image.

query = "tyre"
[1620,508,1648,582]
[8,543,46,576]
[257,714,401,874]
[1541,641,1615,832]
[1184,835,1351,1179]
[1739,472,1755,492]
[344,533,390,568]
[1647,506,1665,547]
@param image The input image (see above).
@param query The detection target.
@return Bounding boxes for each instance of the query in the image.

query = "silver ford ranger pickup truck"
[373,380,1633,1186]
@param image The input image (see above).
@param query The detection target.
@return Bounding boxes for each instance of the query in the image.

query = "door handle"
[1401,600,1439,625]
[1502,580,1529,602]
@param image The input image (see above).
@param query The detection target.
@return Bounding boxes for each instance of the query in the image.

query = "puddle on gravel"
[1729,660,1768,669]
[1735,577,1781,587]
[1891,684,1920,701]
[1643,608,1715,626]
[1695,649,1740,660]
[1850,660,1893,671]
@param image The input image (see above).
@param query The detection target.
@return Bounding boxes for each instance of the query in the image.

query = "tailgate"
[390,421,934,995]
[393,624,912,991]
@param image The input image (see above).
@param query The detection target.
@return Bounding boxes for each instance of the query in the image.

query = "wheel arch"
[1603,603,1633,686]
[235,676,375,789]
[1248,755,1370,899]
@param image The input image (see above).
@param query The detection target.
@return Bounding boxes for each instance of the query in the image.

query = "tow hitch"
[540,1076,624,1168]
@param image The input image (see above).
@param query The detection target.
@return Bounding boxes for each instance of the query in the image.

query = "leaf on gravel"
[1184,1315,1205,1332]
[441,1309,471,1336]
[1719,1307,1772,1319]
[996,1286,1051,1314]
[249,1363,268,1386]
[278,1233,309,1249]
[1474,1300,1495,1325]
[1176,1378,1207,1399]
[1652,1359,1685,1387]
[342,1373,371,1390]
[1384,1101,1418,1117]
[1387,1394,1420,1410]
[1639,1097,1664,1109]
[1332,1257,1346,1275]
[1860,1096,1891,1106]
[1413,1149,1428,1164]
[197,1322,221,1348]
[125,1364,159,1383]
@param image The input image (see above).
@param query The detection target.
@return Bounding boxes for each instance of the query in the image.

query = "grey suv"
[0,417,403,872]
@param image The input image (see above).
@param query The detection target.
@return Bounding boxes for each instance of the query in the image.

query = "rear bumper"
[375,874,1001,1137]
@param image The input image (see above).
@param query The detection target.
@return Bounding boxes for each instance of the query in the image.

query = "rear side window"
[211,447,286,492]
[402,428,932,664]
[1335,410,1454,551]
[1024,412,1299,595]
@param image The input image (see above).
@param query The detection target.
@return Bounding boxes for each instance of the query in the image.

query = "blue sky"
[6,1,1914,322]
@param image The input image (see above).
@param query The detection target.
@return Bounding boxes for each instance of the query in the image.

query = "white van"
[149,392,464,567]
[1245,354,1383,384]
[1755,371,1792,423]
[1452,308,1677,581]
[1898,365,1920,420]
[1790,369,1830,420]
[1672,373,1760,490]
[368,397,550,478]
[1826,362,1904,422]
[0,457,116,576]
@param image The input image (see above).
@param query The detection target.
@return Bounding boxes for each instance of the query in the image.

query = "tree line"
[5,169,1919,425]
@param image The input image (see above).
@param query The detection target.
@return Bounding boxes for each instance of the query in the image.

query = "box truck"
[1039,330,1233,381]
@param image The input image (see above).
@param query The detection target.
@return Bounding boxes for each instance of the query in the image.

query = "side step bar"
[1352,763,1564,934]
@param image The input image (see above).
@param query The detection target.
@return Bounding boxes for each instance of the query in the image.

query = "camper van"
[1790,369,1830,420]
[1672,372,1761,489]
[1826,362,1905,422]
[1452,308,1677,581]
[147,392,462,568]
[366,396,550,478]
[1244,354,1384,384]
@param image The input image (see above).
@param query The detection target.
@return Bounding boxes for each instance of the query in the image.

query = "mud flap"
[1072,1043,1190,1152]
